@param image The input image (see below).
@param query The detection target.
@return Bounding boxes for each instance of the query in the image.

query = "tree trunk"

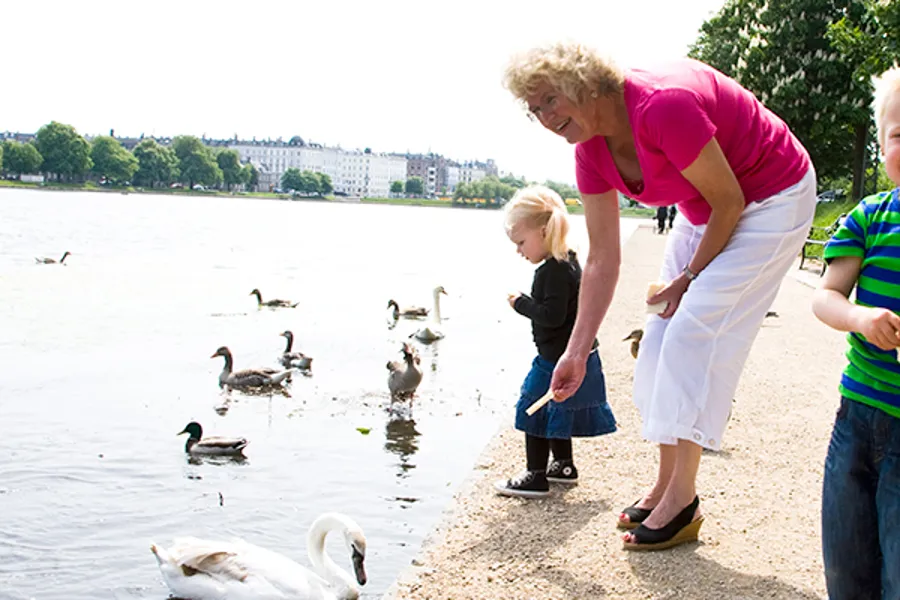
[851,125,868,201]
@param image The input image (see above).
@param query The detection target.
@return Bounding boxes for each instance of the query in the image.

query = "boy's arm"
[812,256,900,350]
[513,266,570,327]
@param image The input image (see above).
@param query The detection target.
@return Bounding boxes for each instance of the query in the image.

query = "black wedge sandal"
[622,495,703,551]
[617,500,654,530]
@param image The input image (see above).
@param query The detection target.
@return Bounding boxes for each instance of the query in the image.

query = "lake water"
[0,188,638,599]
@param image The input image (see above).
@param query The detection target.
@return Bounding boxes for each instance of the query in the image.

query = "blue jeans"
[822,397,900,599]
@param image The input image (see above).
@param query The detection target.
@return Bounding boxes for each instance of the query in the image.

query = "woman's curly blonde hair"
[503,41,624,106]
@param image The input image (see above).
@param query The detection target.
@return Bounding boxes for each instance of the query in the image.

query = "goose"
[386,299,428,320]
[250,288,298,308]
[211,346,293,390]
[387,342,423,402]
[279,331,313,370]
[411,286,447,343]
[150,512,367,600]
[622,329,643,359]
[35,251,71,265]
[177,421,248,456]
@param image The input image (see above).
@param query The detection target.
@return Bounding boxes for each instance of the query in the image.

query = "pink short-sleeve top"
[575,58,811,225]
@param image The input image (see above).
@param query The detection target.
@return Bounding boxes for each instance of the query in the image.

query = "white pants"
[633,167,817,450]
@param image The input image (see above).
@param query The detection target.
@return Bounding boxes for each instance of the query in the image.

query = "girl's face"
[883,92,900,186]
[508,222,548,264]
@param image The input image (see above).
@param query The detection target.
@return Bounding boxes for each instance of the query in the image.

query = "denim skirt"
[514,351,617,439]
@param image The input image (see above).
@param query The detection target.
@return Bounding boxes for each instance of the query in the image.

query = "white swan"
[411,286,447,343]
[150,512,367,600]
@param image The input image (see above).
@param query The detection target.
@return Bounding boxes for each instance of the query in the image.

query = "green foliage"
[315,172,333,195]
[243,163,259,188]
[281,167,303,192]
[1,141,43,176]
[216,149,244,190]
[35,121,92,180]
[499,174,527,189]
[829,0,900,81]
[132,139,179,188]
[453,175,516,201]
[90,136,138,183]
[405,176,424,195]
[390,180,403,194]
[688,0,880,199]
[171,136,222,188]
[543,180,580,200]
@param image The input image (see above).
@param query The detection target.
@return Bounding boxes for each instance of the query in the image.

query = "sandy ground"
[384,225,844,600]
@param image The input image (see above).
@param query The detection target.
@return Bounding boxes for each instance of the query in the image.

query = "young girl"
[495,185,617,498]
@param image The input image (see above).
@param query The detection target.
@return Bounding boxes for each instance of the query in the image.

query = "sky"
[1,0,726,185]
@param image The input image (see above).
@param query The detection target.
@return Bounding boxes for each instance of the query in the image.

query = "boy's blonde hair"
[873,66,900,148]
[504,185,571,261]
[503,41,624,108]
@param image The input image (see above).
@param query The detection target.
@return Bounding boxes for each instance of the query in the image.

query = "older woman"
[504,43,816,551]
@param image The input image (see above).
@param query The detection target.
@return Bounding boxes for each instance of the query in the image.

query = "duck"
[211,346,293,390]
[150,512,367,600]
[411,286,447,343]
[386,299,428,320]
[279,330,313,370]
[177,421,248,456]
[387,342,423,402]
[622,328,643,359]
[250,288,298,308]
[35,251,71,265]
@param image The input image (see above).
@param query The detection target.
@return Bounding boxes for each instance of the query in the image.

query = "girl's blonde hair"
[503,41,624,107]
[504,185,570,261]
[873,66,900,148]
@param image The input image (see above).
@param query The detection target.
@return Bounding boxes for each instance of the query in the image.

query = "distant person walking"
[668,205,677,231]
[655,206,667,234]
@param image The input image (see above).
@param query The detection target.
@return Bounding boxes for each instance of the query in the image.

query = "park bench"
[799,214,847,276]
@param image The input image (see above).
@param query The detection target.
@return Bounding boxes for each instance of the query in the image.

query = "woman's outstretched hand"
[648,275,691,319]
[550,350,587,402]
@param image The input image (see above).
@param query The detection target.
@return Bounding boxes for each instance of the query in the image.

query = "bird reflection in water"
[384,417,421,479]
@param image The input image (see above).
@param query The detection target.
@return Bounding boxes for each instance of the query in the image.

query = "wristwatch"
[682,265,699,281]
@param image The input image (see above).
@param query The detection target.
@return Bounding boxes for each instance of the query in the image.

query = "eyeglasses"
[526,94,559,122]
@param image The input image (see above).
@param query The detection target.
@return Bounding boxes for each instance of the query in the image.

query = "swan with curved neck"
[150,512,367,599]
[411,286,447,343]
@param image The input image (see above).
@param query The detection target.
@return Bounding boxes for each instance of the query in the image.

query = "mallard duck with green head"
[177,421,248,456]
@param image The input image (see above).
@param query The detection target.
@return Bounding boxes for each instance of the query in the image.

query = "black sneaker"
[494,470,550,498]
[546,460,578,484]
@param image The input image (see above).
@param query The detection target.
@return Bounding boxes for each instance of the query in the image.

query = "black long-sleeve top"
[513,249,594,362]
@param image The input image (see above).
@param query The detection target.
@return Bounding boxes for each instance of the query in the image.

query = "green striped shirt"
[823,188,900,417]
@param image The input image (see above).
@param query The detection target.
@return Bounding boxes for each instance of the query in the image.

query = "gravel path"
[385,225,842,600]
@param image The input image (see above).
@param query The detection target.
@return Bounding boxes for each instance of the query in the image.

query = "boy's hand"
[507,292,521,308]
[853,306,900,351]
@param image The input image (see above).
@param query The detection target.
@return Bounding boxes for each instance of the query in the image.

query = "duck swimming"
[35,251,71,264]
[211,346,293,389]
[411,286,447,343]
[279,330,313,370]
[177,421,248,456]
[250,288,298,308]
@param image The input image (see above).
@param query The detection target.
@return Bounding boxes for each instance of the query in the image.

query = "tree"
[281,167,303,192]
[35,121,92,181]
[171,136,222,189]
[1,141,43,177]
[132,139,179,188]
[314,172,333,195]
[544,180,580,201]
[499,174,527,189]
[90,136,138,184]
[390,180,403,194]
[405,176,424,196]
[216,149,244,190]
[689,0,876,199]
[242,163,259,190]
